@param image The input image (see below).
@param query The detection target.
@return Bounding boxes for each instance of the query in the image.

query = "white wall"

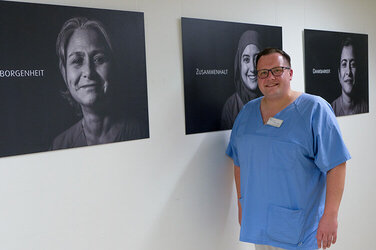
[0,0,375,249]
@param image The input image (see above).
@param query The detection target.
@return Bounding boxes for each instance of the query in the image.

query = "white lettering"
[195,68,228,76]
[312,68,331,74]
[0,69,45,78]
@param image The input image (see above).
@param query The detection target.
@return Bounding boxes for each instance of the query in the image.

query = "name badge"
[266,117,283,128]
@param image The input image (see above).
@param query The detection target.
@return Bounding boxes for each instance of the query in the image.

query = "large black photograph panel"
[304,29,368,117]
[0,1,149,157]
[182,17,282,134]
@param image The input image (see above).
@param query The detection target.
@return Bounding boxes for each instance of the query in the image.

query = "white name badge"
[266,117,283,128]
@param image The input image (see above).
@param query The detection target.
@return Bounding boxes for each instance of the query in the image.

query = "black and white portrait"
[0,1,149,157]
[304,29,368,117]
[181,18,282,134]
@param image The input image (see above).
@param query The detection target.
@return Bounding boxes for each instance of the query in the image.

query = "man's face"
[65,28,112,108]
[240,44,259,91]
[338,45,356,95]
[256,53,292,100]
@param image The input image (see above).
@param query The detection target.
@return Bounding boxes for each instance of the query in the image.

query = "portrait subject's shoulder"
[120,118,149,141]
[51,120,86,150]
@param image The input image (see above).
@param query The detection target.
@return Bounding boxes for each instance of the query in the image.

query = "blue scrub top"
[226,93,351,250]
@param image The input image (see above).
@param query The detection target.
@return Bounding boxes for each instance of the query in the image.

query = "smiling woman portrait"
[220,30,262,130]
[51,17,147,150]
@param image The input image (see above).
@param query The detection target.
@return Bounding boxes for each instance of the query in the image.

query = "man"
[226,48,350,250]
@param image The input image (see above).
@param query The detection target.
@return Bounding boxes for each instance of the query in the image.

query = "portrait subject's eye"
[93,53,108,65]
[243,56,250,64]
[341,60,348,68]
[68,55,84,67]
[350,60,356,68]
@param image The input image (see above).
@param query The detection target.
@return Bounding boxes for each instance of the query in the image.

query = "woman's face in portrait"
[65,28,112,108]
[241,44,259,91]
[338,45,356,95]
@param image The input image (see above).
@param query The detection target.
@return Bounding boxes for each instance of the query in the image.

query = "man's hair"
[255,48,291,68]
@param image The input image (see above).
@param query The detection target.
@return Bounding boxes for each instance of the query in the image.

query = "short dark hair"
[255,48,291,68]
[338,37,356,66]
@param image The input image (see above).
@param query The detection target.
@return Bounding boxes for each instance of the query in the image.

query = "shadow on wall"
[143,133,236,250]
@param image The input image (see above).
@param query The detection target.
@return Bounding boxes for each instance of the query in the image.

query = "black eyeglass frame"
[256,66,291,79]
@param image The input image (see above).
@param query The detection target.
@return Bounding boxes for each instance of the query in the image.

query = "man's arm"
[316,162,347,249]
[234,164,242,225]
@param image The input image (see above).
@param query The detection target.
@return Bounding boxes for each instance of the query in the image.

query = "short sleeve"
[226,109,243,166]
[312,99,351,172]
[226,132,240,166]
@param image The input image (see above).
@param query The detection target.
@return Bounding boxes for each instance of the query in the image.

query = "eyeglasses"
[256,67,291,79]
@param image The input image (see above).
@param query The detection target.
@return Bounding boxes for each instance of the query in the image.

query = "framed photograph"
[181,17,282,134]
[304,29,368,117]
[0,1,149,157]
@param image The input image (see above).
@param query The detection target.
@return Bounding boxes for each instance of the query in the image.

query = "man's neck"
[263,90,300,109]
[260,90,301,123]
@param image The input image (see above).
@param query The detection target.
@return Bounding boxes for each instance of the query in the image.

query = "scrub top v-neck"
[256,94,302,128]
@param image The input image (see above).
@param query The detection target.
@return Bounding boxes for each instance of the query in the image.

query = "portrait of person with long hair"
[220,30,262,129]
[52,17,148,149]
[0,1,149,157]
[181,18,281,134]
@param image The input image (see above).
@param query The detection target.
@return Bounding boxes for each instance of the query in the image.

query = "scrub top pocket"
[266,205,304,245]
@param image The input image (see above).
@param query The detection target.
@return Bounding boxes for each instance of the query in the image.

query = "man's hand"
[316,212,338,249]
[316,162,346,249]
